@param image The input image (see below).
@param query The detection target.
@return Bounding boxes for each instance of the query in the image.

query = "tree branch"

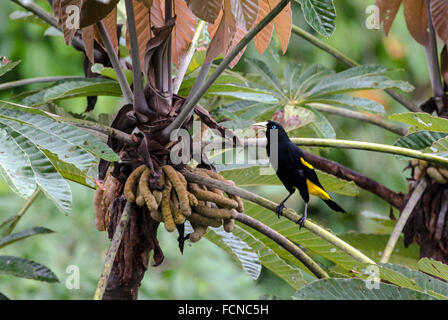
[3,188,40,236]
[236,212,329,278]
[291,24,420,113]
[161,0,292,140]
[94,201,132,300]
[0,76,84,91]
[184,171,376,265]
[380,178,428,263]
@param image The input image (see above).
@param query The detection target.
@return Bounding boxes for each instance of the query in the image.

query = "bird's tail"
[323,199,346,213]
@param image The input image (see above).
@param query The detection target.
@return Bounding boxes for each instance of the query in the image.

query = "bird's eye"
[271,125,277,129]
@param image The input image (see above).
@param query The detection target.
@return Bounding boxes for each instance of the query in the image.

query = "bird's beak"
[251,121,268,128]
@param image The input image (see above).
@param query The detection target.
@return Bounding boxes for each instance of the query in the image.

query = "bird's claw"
[296,216,306,229]
[275,204,285,218]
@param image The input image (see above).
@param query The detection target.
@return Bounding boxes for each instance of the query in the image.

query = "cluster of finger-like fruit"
[411,160,448,184]
[94,165,244,243]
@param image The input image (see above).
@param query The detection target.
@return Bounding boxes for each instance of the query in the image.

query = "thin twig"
[173,20,206,94]
[424,0,444,113]
[96,21,134,104]
[308,103,408,136]
[94,201,132,300]
[236,212,329,278]
[291,24,420,112]
[0,76,84,91]
[3,188,40,236]
[184,171,376,265]
[380,179,428,263]
[161,0,292,140]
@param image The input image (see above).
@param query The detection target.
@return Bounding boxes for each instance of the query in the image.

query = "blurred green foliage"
[0,0,432,299]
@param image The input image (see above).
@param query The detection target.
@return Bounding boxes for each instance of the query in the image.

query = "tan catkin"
[135,184,145,207]
[163,165,191,216]
[189,183,238,209]
[150,210,164,222]
[139,168,158,211]
[123,164,147,203]
[189,225,208,243]
[171,192,186,224]
[223,218,235,233]
[194,204,236,219]
[188,212,222,228]
[427,167,448,184]
[161,177,176,232]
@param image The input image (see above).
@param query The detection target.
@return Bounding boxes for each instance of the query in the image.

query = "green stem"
[173,20,206,94]
[3,188,40,236]
[308,103,408,136]
[184,171,376,265]
[380,179,427,264]
[236,212,329,278]
[161,0,292,140]
[0,76,84,91]
[94,201,132,300]
[244,138,448,166]
[291,24,420,113]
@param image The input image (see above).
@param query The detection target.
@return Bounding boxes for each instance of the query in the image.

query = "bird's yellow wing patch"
[306,179,331,200]
[300,157,314,169]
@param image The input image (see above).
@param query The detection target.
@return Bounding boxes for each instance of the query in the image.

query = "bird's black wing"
[286,142,325,189]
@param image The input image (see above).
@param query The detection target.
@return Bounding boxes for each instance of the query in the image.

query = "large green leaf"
[379,263,448,300]
[308,108,336,139]
[21,78,122,106]
[339,233,420,268]
[418,258,448,282]
[0,60,20,78]
[394,131,448,151]
[297,0,336,37]
[293,278,436,300]
[306,65,413,97]
[307,95,386,114]
[245,58,284,95]
[237,202,364,271]
[231,224,312,289]
[0,227,54,249]
[428,136,448,157]
[0,128,36,198]
[0,102,120,162]
[4,128,72,213]
[0,255,58,283]
[219,166,359,196]
[389,112,448,132]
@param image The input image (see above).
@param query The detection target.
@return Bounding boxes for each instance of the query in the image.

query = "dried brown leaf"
[187,0,223,23]
[94,7,118,55]
[205,0,236,63]
[82,25,94,63]
[430,0,448,42]
[403,0,429,46]
[172,0,197,65]
[267,0,291,53]
[228,25,248,68]
[253,0,274,54]
[375,0,402,36]
[80,0,119,28]
[231,0,259,30]
[61,0,83,45]
[126,0,152,73]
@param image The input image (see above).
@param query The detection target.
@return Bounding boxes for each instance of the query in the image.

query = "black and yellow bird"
[254,120,345,227]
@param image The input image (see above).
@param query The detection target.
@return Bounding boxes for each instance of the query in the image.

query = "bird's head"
[252,120,288,142]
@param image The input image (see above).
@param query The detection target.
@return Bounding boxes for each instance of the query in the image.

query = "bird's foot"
[296,215,306,229]
[275,204,286,218]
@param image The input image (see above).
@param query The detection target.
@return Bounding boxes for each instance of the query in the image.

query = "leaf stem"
[3,188,40,236]
[161,0,292,140]
[94,201,132,300]
[291,24,420,112]
[96,21,134,104]
[184,171,376,265]
[236,212,329,278]
[380,179,427,264]
[308,103,408,136]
